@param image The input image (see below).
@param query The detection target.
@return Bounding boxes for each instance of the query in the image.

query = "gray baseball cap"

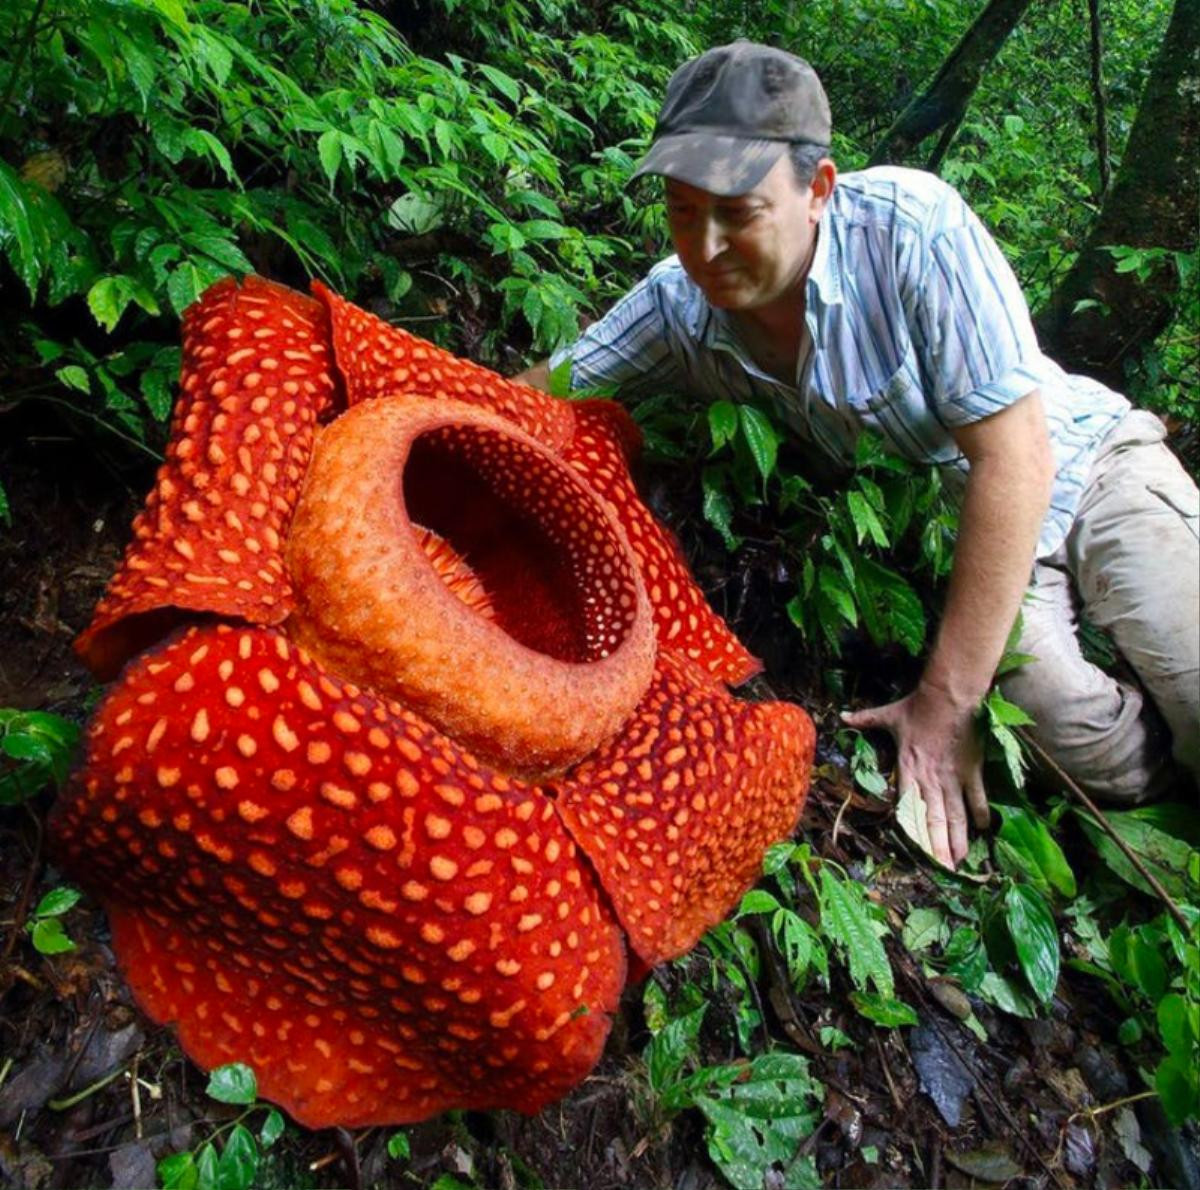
[632,41,831,196]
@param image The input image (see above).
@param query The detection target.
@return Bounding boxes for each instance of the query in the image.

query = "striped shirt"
[551,166,1129,558]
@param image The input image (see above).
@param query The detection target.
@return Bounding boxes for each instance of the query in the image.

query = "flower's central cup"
[285,396,656,777]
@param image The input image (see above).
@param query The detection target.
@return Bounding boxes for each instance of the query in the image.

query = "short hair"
[788,142,829,188]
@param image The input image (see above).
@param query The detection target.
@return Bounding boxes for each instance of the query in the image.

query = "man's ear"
[809,158,837,220]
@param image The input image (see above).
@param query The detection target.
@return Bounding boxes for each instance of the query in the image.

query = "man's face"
[664,154,833,311]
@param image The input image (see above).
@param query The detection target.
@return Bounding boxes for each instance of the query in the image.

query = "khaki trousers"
[1000,411,1200,802]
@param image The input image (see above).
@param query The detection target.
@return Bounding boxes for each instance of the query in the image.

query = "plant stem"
[48,1066,126,1111]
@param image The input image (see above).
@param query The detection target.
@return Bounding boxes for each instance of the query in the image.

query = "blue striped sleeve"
[915,210,1043,426]
[550,274,684,396]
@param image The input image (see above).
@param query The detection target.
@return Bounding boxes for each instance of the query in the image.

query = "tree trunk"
[1035,0,1198,388]
[867,0,1036,166]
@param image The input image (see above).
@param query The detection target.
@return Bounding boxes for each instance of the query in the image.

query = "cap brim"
[630,133,787,197]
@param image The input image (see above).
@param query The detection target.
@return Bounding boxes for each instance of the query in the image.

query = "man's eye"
[720,207,757,225]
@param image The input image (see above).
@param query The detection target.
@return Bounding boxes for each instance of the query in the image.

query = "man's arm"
[844,390,1055,867]
[514,359,552,391]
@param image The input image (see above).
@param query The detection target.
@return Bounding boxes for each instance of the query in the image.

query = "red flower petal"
[52,624,625,1127]
[563,401,761,686]
[311,282,575,449]
[285,396,656,775]
[77,277,338,679]
[553,649,815,967]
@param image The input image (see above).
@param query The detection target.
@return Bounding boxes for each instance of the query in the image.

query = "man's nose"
[699,218,726,263]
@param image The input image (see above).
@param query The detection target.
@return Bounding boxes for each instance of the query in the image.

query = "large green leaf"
[738,404,779,483]
[818,867,893,998]
[994,804,1076,898]
[1077,808,1195,901]
[0,162,43,295]
[690,1054,823,1190]
[1004,883,1060,1005]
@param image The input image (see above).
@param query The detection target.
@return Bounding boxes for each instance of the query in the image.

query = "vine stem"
[1017,727,1190,931]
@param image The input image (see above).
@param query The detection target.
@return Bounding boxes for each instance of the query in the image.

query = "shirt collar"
[807,200,843,308]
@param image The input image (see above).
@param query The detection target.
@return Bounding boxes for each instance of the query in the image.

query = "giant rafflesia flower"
[51,276,815,1128]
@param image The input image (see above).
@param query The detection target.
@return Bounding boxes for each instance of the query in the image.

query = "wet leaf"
[216,1124,257,1190]
[30,917,75,954]
[945,1145,1023,1183]
[157,1151,197,1190]
[34,886,82,918]
[205,1063,257,1105]
[849,991,918,1027]
[902,907,949,953]
[994,804,1076,897]
[1004,883,1060,1004]
[259,1110,284,1149]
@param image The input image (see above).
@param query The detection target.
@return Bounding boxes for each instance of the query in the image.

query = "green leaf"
[387,193,443,235]
[817,565,857,628]
[847,489,889,548]
[518,219,569,241]
[645,1004,706,1093]
[976,970,1038,1018]
[902,907,949,953]
[1117,1016,1143,1045]
[737,889,781,916]
[182,233,252,274]
[708,400,738,451]
[35,886,81,918]
[1077,808,1195,901]
[1108,925,1168,1001]
[854,558,925,655]
[87,276,135,332]
[994,804,1076,898]
[818,867,893,998]
[943,927,988,993]
[317,130,342,188]
[772,908,820,990]
[30,917,75,954]
[0,480,9,528]
[0,161,43,296]
[386,1131,411,1160]
[701,465,740,552]
[1157,993,1197,1057]
[158,1151,198,1190]
[1156,1053,1200,1126]
[259,1109,284,1149]
[548,357,574,399]
[738,405,779,483]
[56,365,90,394]
[850,991,919,1027]
[691,1053,823,1190]
[195,1143,218,1190]
[216,1124,257,1190]
[1004,883,1060,1005]
[206,1063,257,1105]
[479,63,521,103]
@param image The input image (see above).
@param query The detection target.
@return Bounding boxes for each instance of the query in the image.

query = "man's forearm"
[923,405,1055,711]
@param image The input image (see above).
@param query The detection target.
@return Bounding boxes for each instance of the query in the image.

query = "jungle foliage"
[2,0,1198,1182]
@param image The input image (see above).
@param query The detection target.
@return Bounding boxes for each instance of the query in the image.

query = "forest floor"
[1,406,1196,1190]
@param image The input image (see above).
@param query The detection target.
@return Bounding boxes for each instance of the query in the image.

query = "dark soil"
[1,404,1193,1190]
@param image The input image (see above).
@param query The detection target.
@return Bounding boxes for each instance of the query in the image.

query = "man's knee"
[999,664,1171,805]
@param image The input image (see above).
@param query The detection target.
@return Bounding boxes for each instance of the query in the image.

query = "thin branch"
[1018,728,1190,931]
[1086,0,1111,195]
